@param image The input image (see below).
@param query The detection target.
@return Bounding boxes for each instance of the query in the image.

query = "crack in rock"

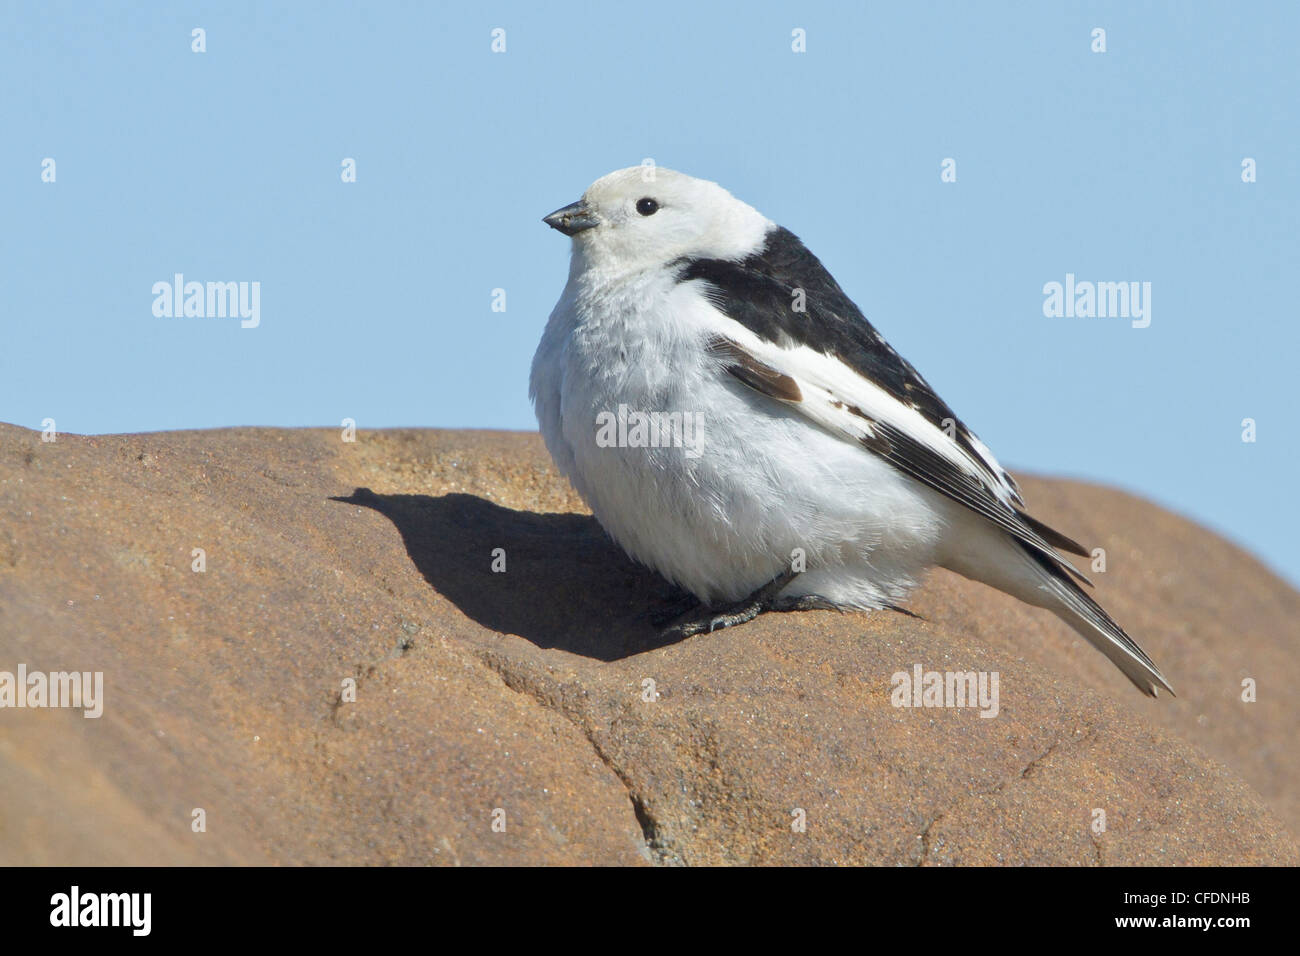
[914,727,1097,865]
[470,648,677,865]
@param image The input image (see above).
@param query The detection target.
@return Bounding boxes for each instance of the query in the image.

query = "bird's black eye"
[636,197,659,216]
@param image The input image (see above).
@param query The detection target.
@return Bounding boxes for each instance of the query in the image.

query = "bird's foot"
[774,593,839,612]
[659,570,800,638]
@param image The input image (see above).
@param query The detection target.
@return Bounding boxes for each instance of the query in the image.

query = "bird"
[530,166,1173,697]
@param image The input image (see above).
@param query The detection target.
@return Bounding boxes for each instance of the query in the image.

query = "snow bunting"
[531,166,1172,696]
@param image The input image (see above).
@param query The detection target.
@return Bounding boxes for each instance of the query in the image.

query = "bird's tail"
[1018,544,1174,697]
[941,520,1174,696]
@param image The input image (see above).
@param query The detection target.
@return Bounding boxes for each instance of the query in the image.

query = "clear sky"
[3,1,1297,586]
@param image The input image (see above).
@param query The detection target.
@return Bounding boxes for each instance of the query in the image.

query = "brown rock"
[0,424,1294,865]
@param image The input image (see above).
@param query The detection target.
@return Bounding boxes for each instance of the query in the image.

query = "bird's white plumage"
[531,166,1173,696]
[536,267,943,607]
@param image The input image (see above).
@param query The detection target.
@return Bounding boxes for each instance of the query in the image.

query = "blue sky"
[3,1,1297,586]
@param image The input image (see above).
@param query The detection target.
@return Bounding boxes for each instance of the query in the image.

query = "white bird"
[530,166,1173,697]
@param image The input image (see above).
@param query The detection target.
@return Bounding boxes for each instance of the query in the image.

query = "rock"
[0,423,1295,865]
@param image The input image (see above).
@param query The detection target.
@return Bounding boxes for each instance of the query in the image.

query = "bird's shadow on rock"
[332,488,697,660]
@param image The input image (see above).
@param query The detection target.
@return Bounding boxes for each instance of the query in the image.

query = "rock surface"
[0,423,1295,865]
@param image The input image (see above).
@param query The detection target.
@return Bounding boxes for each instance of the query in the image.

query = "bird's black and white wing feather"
[677,226,1172,696]
[677,227,1085,577]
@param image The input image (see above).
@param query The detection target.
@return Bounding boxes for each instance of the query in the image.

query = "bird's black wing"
[677,226,1091,578]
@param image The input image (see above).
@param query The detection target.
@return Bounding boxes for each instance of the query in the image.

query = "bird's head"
[543,167,771,274]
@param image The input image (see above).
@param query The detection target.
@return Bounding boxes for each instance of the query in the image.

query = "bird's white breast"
[531,264,946,607]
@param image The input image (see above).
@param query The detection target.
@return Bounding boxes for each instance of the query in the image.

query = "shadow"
[331,489,698,660]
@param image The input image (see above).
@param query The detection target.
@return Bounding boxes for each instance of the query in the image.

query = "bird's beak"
[543,200,599,236]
